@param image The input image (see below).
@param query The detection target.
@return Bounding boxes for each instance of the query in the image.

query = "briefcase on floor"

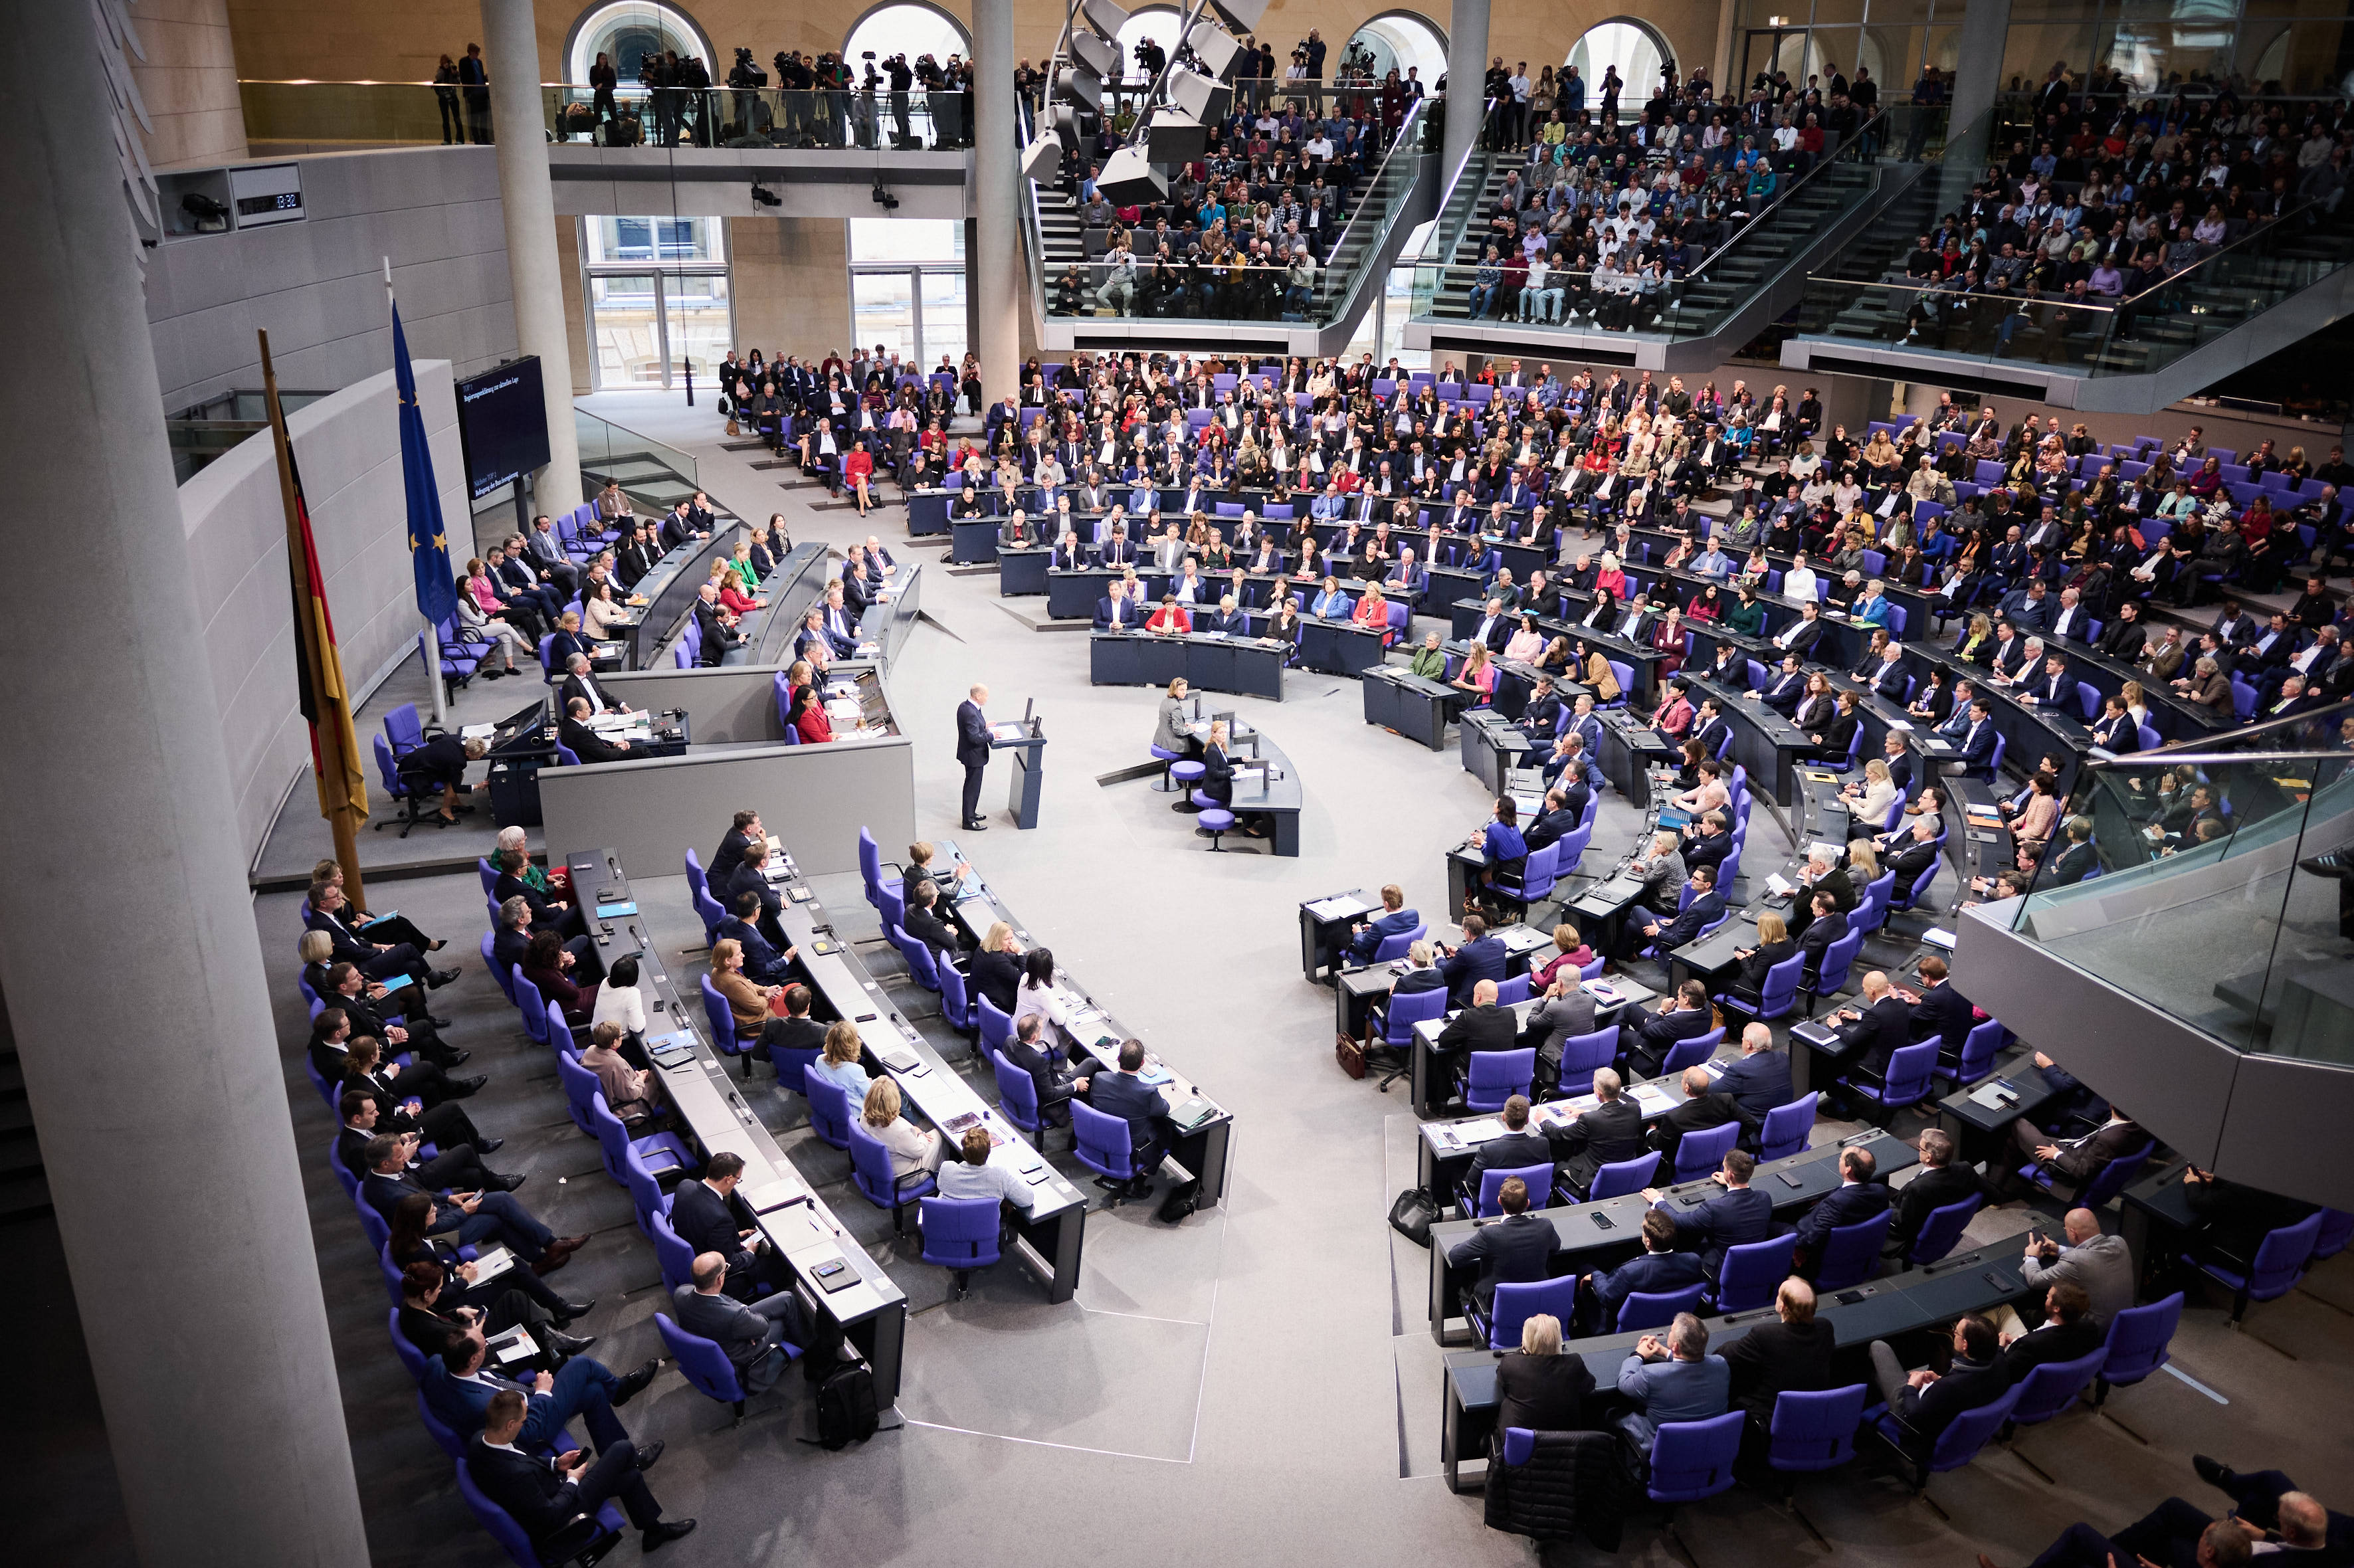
[1335,1032,1367,1079]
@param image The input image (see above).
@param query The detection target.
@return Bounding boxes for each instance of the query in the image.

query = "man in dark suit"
[2100,1470,2340,1568]
[559,698,634,764]
[1952,698,1999,776]
[1650,1147,1774,1279]
[1554,1068,1650,1198]
[322,966,463,1067]
[672,1250,835,1392]
[1868,1312,2010,1460]
[1620,979,1717,1078]
[466,1391,692,1555]
[1583,1207,1706,1333]
[1437,914,1508,1005]
[1001,1013,1078,1126]
[956,682,992,831]
[1903,955,1975,1056]
[692,583,743,666]
[1629,868,1727,962]
[1996,1281,2102,1383]
[426,1330,657,1453]
[359,1134,584,1269]
[1884,817,1943,907]
[1075,1039,1171,1195]
[1521,787,1584,854]
[1681,812,1734,874]
[1444,1176,1557,1309]
[1094,585,1142,631]
[1828,970,1915,1079]
[902,880,968,961]
[559,654,628,718]
[1437,977,1519,1076]
[1716,1024,1795,1133]
[1340,883,1419,967]
[335,1092,506,1192]
[1885,1128,1987,1262]
[722,840,789,947]
[666,1153,774,1300]
[1795,891,1848,986]
[1690,700,1732,763]
[1753,653,1809,714]
[1721,1277,1839,1421]
[755,984,827,1084]
[308,883,444,987]
[717,893,795,985]
[1467,1095,1557,1189]
[1646,1066,1740,1167]
[710,811,761,885]
[1773,601,1828,658]
[1791,1145,1892,1275]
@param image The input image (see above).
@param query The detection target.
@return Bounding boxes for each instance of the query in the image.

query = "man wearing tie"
[820,584,860,657]
[2046,585,2089,642]
[956,683,993,832]
[1751,653,1807,714]
[1951,698,1998,777]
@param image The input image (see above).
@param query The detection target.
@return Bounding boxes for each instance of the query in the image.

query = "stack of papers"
[1969,1082,2020,1110]
[1306,894,1372,921]
[460,723,498,740]
[1454,1118,1508,1145]
[1630,1084,1677,1112]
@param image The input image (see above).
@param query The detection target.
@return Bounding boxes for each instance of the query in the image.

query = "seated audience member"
[1866,1312,2010,1458]
[860,1076,943,1179]
[1646,1148,1773,1280]
[1072,1038,1172,1196]
[2018,1207,2135,1329]
[465,1388,694,1556]
[2007,1466,2339,1568]
[1722,1278,1839,1422]
[902,879,969,961]
[808,1021,875,1099]
[1339,883,1419,969]
[581,1021,660,1124]
[1525,965,1597,1094]
[1995,1280,2102,1383]
[1884,1127,1987,1261]
[558,696,633,763]
[335,1085,508,1196]
[318,968,462,1068]
[308,879,452,988]
[673,1248,850,1392]
[1436,913,1508,1004]
[1444,1177,1555,1309]
[2005,1104,2145,1199]
[756,983,827,1084]
[935,1123,1038,1212]
[1615,1313,1731,1477]
[359,1133,587,1272]
[1498,1312,1597,1433]
[718,890,797,985]
[425,1324,658,1450]
[1647,1066,1739,1166]
[1993,1515,2253,1568]
[1824,969,1913,1081]
[395,1253,582,1365]
[1436,976,1518,1070]
[310,857,444,955]
[1468,1094,1557,1189]
[335,1032,486,1144]
[1619,980,1716,1078]
[522,928,598,1027]
[708,938,779,1047]
[1555,1068,1648,1199]
[1583,1207,1708,1334]
[999,1013,1078,1126]
[1716,1023,1795,1133]
[1791,1145,1890,1276]
[1623,866,1727,959]
[589,953,648,1042]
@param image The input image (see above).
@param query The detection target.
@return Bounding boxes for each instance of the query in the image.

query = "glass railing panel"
[574,408,698,490]
[2011,724,2354,1062]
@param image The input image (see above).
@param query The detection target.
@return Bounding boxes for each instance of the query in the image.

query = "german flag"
[261,331,369,829]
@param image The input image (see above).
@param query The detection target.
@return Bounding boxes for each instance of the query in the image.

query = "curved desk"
[1090,629,1286,701]
[1142,706,1306,856]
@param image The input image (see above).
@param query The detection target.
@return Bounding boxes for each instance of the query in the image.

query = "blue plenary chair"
[588,1091,692,1192]
[1719,952,1803,1026]
[1846,1040,1939,1123]
[846,1120,937,1233]
[656,1310,797,1425]
[1709,1234,1797,1313]
[805,1076,854,1152]
[1802,930,1864,1014]
[1672,1121,1740,1183]
[1757,1093,1817,1162]
[1766,1384,1869,1486]
[1590,1152,1658,1202]
[1472,1275,1579,1353]
[857,827,898,907]
[919,1195,1003,1300]
[1648,1411,1745,1510]
[1462,1047,1535,1112]
[1813,1211,1893,1291]
[1660,1025,1724,1077]
[1618,1283,1707,1333]
[1935,1018,2005,1092]
[991,1048,1052,1147]
[1554,1026,1617,1098]
[648,1207,698,1295]
[2191,1210,2325,1325]
[1866,1381,2023,1496]
[1494,972,1531,1007]
[2003,1347,2108,1450]
[700,974,757,1079]
[684,848,726,945]
[1070,1099,1149,1206]
[1908,1194,1983,1267]
[2094,1292,2184,1417]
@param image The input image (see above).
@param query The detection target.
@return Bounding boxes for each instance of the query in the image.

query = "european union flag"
[393,304,458,628]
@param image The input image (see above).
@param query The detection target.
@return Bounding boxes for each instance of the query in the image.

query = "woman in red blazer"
[843,446,876,518]
[789,683,835,743]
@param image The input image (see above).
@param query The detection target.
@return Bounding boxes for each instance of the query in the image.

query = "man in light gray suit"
[672,1252,833,1393]
[2017,1207,2137,1330]
[1525,969,1597,1095]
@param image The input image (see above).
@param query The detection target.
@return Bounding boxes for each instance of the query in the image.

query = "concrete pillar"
[1947,0,2014,145]
[971,0,1019,407]
[1442,0,1491,183]
[482,0,583,510]
[0,5,371,1564]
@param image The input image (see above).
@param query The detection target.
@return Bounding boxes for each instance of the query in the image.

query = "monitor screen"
[454,358,551,500]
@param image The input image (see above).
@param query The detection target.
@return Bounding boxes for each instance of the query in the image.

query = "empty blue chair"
[847,1120,937,1232]
[1590,1151,1658,1202]
[1619,1282,1708,1333]
[805,1076,854,1151]
[1803,929,1864,1013]
[383,702,427,757]
[1757,1093,1816,1162]
[588,1090,692,1191]
[2094,1292,2184,1406]
[1909,1193,1983,1266]
[1554,1025,1617,1097]
[1848,1040,1939,1120]
[856,827,898,906]
[1710,1233,1798,1312]
[1462,1047,1535,1112]
[1464,1161,1555,1220]
[937,961,975,1035]
[2193,1210,2325,1323]
[648,1207,697,1295]
[619,1142,674,1234]
[1767,1384,1869,1476]
[1660,1025,1723,1077]
[1935,1019,2005,1091]
[919,1195,1004,1299]
[1492,841,1560,910]
[1475,1275,1579,1352]
[877,882,905,933]
[1672,1120,1740,1182]
[1071,1098,1150,1204]
[1813,1210,1893,1291]
[1647,1411,1745,1506]
[2311,1209,2354,1262]
[2005,1346,2108,1436]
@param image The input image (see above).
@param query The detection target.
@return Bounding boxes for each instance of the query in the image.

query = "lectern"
[989,714,1048,829]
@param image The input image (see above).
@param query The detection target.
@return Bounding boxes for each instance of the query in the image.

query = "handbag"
[1389,1185,1441,1248]
[1335,1032,1367,1079]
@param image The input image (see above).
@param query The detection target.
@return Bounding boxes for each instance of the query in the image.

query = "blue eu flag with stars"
[393,304,458,629]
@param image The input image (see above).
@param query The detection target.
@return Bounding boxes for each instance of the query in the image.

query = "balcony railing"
[2011,698,2354,1062]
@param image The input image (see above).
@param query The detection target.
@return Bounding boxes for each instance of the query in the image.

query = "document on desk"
[1306,894,1373,922]
[1968,1082,2021,1110]
[1921,928,1959,949]
[460,724,498,740]
[1453,1118,1508,1145]
[989,722,1029,742]
[468,1245,518,1284]
[1630,1083,1677,1114]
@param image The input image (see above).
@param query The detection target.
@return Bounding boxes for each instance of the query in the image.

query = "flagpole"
[392,256,450,732]
[262,328,369,911]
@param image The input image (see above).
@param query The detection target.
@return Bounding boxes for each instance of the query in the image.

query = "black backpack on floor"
[803,1363,878,1450]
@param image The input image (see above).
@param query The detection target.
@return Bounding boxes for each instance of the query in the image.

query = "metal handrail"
[2136,696,2354,757]
[1315,97,1426,309]
[1680,108,1890,288]
[1409,116,1495,265]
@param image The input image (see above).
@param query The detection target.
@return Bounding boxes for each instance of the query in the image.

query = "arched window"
[1343,12,1448,88]
[1114,7,1186,84]
[566,1,712,86]
[1564,20,1673,107]
[842,3,970,74]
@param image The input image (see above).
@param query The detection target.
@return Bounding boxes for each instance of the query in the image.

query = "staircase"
[1666,161,1884,332]
[0,988,46,1221]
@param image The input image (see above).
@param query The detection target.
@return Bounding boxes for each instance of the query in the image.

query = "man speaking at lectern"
[957,683,991,831]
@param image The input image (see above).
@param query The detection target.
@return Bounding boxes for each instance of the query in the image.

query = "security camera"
[870,179,900,211]
[750,181,781,207]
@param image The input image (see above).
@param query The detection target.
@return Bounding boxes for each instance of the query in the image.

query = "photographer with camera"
[725,47,767,144]
[774,50,811,143]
